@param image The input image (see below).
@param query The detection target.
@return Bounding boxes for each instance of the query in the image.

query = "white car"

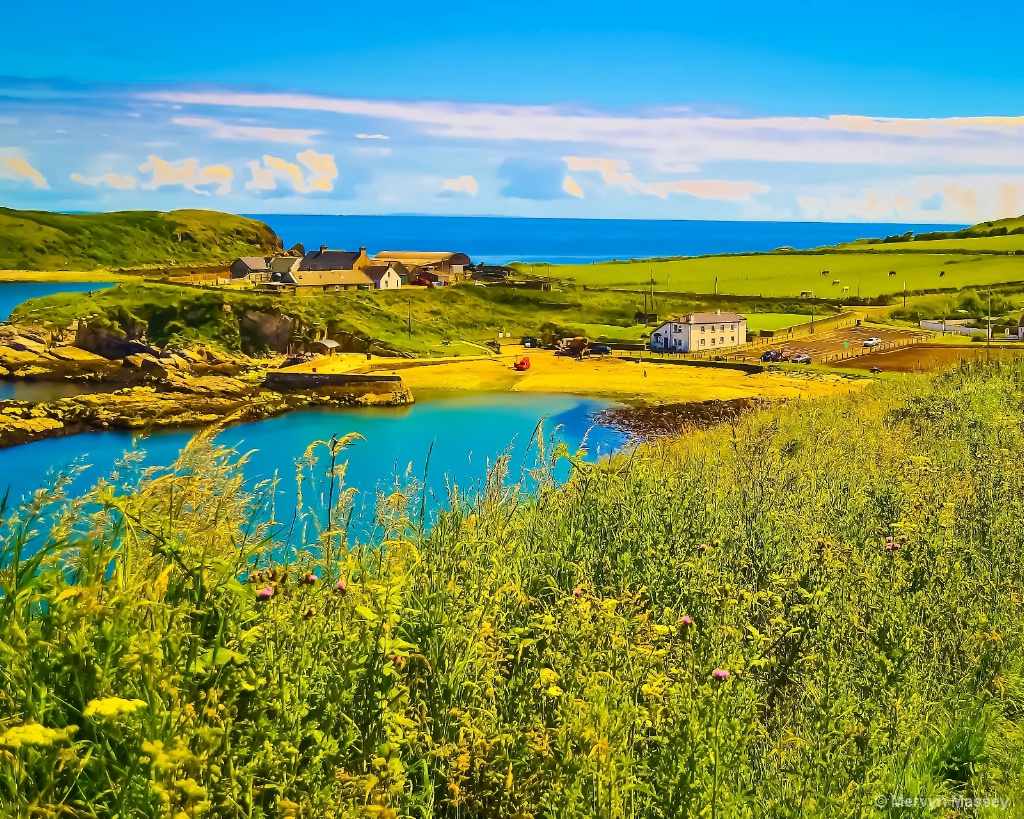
[863,336,882,348]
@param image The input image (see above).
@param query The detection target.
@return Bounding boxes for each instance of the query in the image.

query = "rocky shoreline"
[592,397,766,439]
[0,323,412,448]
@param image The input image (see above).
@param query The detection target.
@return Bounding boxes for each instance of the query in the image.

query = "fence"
[817,334,926,365]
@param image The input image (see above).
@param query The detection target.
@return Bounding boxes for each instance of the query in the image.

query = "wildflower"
[885,542,900,552]
[698,543,708,552]
[712,668,730,682]
[712,538,722,548]
[84,697,147,721]
[387,653,406,668]
[301,572,318,585]
[573,587,583,598]
[899,534,908,542]
[303,606,316,620]
[0,723,75,748]
[256,585,275,600]
[679,615,694,627]
[335,579,347,594]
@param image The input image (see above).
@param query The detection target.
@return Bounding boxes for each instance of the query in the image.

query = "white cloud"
[564,156,768,201]
[71,171,137,190]
[140,89,1024,169]
[442,175,478,196]
[138,155,233,195]
[355,133,389,140]
[173,116,321,144]
[245,150,338,194]
[562,175,584,198]
[796,174,1024,223]
[1,155,48,189]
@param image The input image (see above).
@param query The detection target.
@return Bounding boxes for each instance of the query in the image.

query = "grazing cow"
[888,270,897,277]
[821,270,829,276]
[939,270,946,277]
[800,290,813,297]
[842,286,850,292]
[831,279,840,285]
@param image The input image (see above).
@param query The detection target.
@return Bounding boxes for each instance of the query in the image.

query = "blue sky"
[3,0,1024,221]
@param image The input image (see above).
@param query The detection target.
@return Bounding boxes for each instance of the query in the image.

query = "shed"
[311,338,340,356]
[230,257,269,280]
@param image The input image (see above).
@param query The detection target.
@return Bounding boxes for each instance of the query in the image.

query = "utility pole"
[903,281,907,309]
[811,294,815,333]
[407,302,412,340]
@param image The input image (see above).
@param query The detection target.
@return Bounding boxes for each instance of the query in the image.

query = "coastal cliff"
[0,208,282,271]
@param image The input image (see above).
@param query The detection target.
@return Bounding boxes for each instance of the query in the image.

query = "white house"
[364,263,404,290]
[649,310,747,353]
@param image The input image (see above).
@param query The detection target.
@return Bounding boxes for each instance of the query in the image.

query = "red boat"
[513,357,531,371]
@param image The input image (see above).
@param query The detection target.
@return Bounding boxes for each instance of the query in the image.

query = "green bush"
[3,363,1024,816]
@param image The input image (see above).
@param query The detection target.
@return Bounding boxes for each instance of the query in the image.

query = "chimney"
[319,244,327,254]
[359,246,366,255]
[715,308,721,315]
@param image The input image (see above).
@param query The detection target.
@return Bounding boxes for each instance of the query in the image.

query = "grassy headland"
[3,360,1023,816]
[0,208,282,271]
[10,281,827,355]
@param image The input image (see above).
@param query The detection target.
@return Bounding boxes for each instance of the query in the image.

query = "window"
[700,338,706,346]
[730,336,735,342]
[720,337,725,343]
[701,325,706,332]
[711,337,716,345]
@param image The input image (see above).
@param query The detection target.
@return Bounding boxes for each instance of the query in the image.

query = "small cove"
[0,390,629,540]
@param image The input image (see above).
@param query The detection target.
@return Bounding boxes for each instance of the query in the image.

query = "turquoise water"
[0,391,626,541]
[1,281,115,320]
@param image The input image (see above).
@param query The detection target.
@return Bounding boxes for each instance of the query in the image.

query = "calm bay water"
[253,215,964,265]
[0,391,626,540]
[1,282,115,320]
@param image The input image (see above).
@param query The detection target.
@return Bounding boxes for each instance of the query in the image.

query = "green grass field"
[5,362,1024,816]
[549,251,1024,299]
[10,282,819,353]
[544,213,1024,300]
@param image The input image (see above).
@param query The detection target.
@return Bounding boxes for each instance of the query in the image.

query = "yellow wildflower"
[0,723,74,748]
[83,697,147,721]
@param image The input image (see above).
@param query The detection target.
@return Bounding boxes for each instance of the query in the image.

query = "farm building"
[265,269,373,294]
[268,256,300,277]
[649,310,747,353]
[297,245,372,273]
[364,262,406,290]
[230,257,270,281]
[261,245,374,294]
[373,251,471,285]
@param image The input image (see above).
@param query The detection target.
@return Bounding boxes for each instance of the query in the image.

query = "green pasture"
[548,251,1024,299]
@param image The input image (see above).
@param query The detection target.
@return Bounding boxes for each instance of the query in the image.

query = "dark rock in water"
[593,398,764,439]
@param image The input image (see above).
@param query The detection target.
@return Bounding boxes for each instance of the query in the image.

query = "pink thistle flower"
[679,615,694,627]
[303,606,316,619]
[256,585,275,600]
[335,579,347,594]
[885,542,899,552]
[698,543,708,552]
[301,572,318,585]
[885,535,894,543]
[573,587,583,598]
[899,534,908,542]
[712,668,730,682]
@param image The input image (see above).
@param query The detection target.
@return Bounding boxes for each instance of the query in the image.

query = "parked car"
[589,343,612,356]
[863,336,882,348]
[760,350,782,362]
[522,336,541,348]
[791,353,812,364]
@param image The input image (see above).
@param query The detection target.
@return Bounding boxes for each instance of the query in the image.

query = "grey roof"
[298,249,363,272]
[678,311,746,324]
[234,256,269,272]
[364,264,400,283]
[313,338,340,349]
[280,269,374,288]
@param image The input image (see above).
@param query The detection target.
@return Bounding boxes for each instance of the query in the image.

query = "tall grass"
[3,361,1024,817]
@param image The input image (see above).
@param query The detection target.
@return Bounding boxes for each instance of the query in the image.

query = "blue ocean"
[252,215,964,266]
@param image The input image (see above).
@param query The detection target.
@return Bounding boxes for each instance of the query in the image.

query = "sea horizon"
[248,213,968,266]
